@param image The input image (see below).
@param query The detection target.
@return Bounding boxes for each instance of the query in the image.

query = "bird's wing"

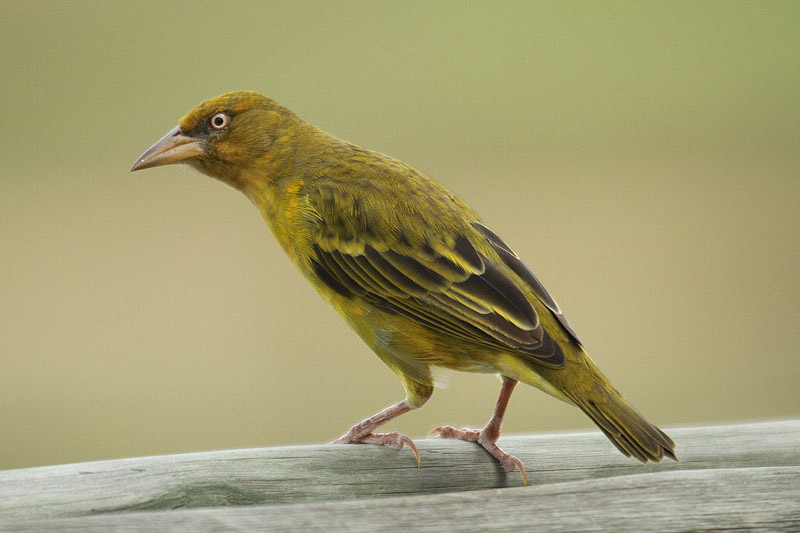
[472,222,582,346]
[307,188,566,368]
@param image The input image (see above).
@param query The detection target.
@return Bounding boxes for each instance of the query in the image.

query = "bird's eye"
[210,112,229,130]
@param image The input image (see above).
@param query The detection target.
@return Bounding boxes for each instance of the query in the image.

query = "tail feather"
[578,395,676,463]
[514,336,677,462]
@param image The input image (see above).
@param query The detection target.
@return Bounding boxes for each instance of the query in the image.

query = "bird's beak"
[130,126,206,172]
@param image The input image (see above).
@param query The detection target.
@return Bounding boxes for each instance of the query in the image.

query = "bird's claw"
[428,425,480,441]
[477,436,528,486]
[330,431,420,467]
[428,424,527,485]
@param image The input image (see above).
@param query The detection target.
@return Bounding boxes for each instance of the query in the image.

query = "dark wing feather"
[311,234,565,368]
[473,222,582,346]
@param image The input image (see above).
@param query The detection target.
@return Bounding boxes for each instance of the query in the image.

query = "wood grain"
[0,420,797,531]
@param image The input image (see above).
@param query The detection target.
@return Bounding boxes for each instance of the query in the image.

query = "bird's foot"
[330,431,420,466]
[429,425,527,485]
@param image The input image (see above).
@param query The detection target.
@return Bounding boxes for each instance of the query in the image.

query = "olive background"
[1,1,798,470]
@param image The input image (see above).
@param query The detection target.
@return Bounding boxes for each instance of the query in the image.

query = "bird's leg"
[429,377,527,484]
[329,399,421,465]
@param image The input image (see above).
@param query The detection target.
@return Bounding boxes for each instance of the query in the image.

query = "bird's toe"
[428,425,480,442]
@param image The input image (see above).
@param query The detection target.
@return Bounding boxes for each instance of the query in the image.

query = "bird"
[131,91,676,484]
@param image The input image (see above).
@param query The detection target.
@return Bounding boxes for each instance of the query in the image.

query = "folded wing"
[311,226,566,368]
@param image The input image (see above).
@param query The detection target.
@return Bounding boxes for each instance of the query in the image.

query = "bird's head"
[131,91,306,196]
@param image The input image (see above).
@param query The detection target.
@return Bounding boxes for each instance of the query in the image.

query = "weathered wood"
[0,420,797,531]
[2,467,798,532]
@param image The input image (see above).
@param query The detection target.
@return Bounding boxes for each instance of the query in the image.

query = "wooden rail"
[0,420,798,531]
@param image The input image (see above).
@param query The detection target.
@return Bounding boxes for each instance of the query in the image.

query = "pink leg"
[330,400,420,465]
[429,377,527,485]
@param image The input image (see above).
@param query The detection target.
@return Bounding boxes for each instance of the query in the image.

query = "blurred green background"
[1,1,798,471]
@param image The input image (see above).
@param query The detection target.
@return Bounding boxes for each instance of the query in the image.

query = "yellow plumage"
[132,91,676,483]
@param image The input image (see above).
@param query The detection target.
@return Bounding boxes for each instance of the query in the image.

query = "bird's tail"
[572,388,677,463]
[525,351,677,463]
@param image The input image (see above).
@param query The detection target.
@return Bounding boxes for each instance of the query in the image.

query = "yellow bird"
[132,91,676,483]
